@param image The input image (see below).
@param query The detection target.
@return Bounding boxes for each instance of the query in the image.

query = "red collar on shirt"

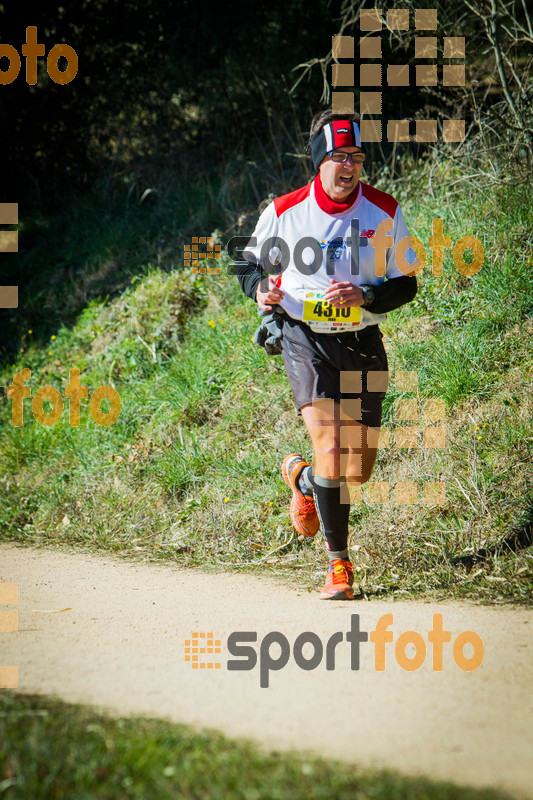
[314,172,360,214]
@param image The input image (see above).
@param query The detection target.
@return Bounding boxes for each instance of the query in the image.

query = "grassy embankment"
[0,692,516,800]
[1,156,532,604]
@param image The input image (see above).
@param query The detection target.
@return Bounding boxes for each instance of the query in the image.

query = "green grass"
[0,155,532,605]
[0,692,515,800]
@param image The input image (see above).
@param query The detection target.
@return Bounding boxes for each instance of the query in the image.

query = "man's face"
[319,146,364,202]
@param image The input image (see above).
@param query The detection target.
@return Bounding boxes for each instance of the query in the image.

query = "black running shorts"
[280,316,389,428]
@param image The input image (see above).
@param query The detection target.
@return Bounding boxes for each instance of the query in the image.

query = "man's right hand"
[256,275,285,311]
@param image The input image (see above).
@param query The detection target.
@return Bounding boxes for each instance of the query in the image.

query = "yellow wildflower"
[208,320,216,328]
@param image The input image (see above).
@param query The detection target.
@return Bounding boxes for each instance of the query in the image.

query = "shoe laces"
[329,559,352,584]
[299,496,316,517]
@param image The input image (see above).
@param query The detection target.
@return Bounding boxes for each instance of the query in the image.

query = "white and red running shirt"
[243,175,418,332]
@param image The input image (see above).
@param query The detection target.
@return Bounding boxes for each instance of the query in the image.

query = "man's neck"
[314,173,360,213]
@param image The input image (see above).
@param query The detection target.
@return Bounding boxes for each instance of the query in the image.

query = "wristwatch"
[360,284,375,308]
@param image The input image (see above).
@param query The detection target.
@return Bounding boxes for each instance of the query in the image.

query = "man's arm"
[324,274,417,313]
[363,274,417,314]
[235,261,262,302]
[234,202,280,303]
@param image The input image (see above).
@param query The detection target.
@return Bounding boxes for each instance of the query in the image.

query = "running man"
[236,111,419,599]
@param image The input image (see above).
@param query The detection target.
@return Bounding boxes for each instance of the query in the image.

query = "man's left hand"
[323,280,364,308]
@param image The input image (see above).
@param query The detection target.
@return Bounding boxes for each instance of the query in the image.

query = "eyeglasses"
[329,151,366,164]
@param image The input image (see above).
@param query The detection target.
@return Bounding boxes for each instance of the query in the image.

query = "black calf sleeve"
[311,474,350,553]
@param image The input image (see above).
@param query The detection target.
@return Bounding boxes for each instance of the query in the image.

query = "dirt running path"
[1,544,532,798]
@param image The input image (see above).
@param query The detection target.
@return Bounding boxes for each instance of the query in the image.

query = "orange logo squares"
[184,631,222,669]
[443,119,465,142]
[396,426,419,448]
[340,452,362,477]
[335,369,449,507]
[415,37,438,59]
[0,610,18,633]
[0,232,18,253]
[339,399,362,422]
[332,92,355,114]
[0,582,18,689]
[444,37,465,58]
[360,119,382,142]
[416,64,438,86]
[365,481,390,504]
[310,398,336,421]
[332,35,354,59]
[340,425,363,448]
[351,7,464,144]
[360,91,382,114]
[423,399,445,421]
[376,428,390,449]
[423,426,446,448]
[0,203,19,307]
[0,667,18,689]
[367,370,389,393]
[341,482,362,505]
[387,9,410,30]
[0,203,18,224]
[184,237,222,274]
[395,371,419,392]
[332,63,354,86]
[424,482,447,506]
[415,9,438,29]
[0,583,17,604]
[443,65,465,86]
[340,370,362,393]
[416,119,438,142]
[395,481,418,504]
[360,9,383,30]
[0,287,18,308]
[359,37,382,59]
[395,398,418,421]
[387,120,410,142]
[365,427,382,449]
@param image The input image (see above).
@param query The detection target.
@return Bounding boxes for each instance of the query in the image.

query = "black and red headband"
[310,119,364,171]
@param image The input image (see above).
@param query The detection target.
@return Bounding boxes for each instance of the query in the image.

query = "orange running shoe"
[320,559,355,600]
[281,453,320,537]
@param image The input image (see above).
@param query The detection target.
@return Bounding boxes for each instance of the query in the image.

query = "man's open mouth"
[339,176,353,185]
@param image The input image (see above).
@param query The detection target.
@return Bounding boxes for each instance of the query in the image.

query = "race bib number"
[302,291,361,332]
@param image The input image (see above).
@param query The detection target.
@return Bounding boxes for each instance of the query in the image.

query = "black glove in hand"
[252,313,284,355]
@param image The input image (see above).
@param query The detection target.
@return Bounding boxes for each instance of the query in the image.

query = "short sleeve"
[242,202,283,269]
